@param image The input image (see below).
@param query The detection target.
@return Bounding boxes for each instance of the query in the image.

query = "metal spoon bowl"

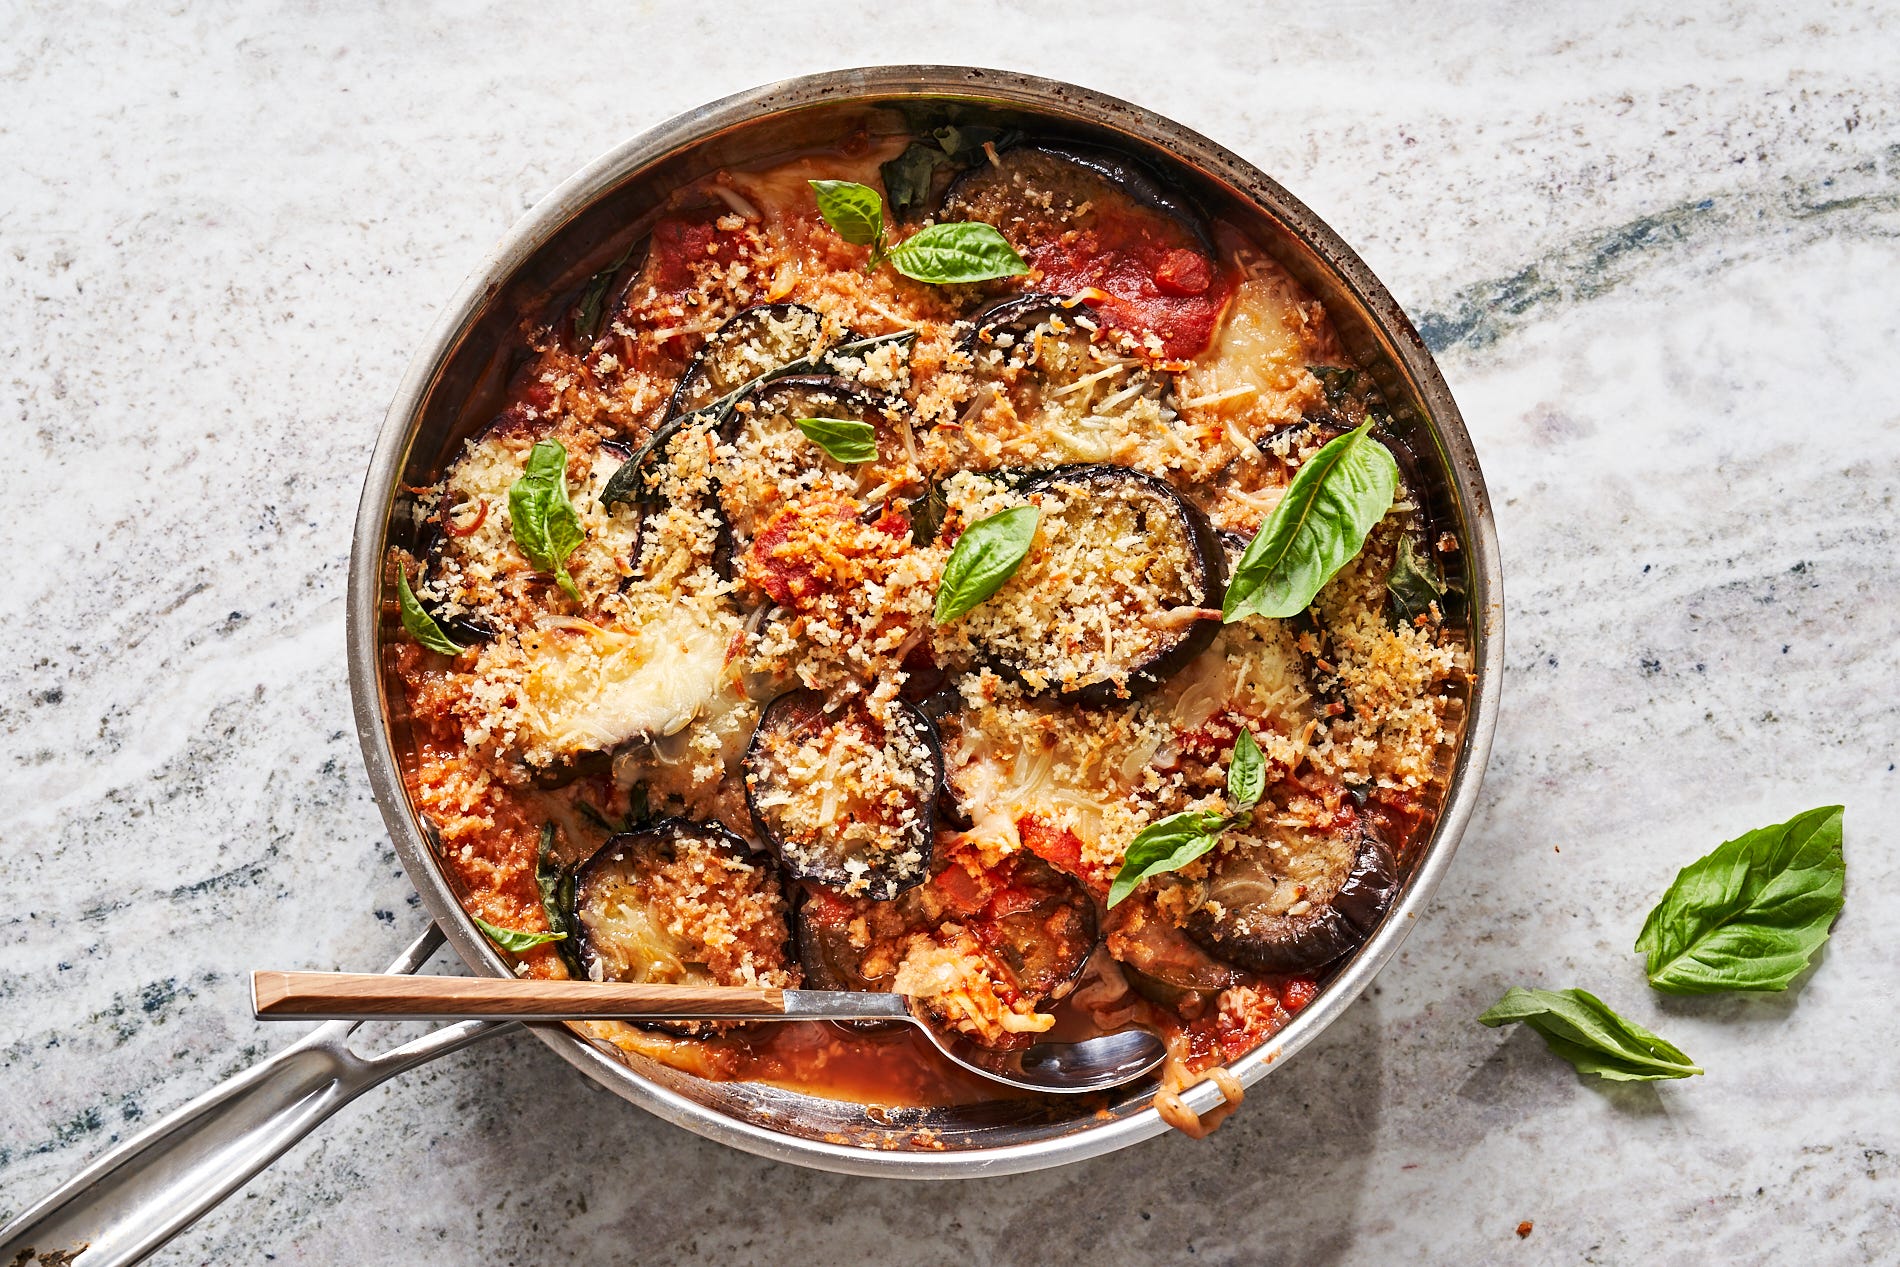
[253,972,1168,1096]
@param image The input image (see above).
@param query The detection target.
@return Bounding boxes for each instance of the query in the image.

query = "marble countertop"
[3,2,1896,1262]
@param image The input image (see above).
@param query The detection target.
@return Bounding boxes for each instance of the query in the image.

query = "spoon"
[251,971,1166,1095]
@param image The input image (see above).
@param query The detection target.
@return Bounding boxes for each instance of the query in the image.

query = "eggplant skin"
[666,303,825,420]
[568,818,796,1035]
[1184,823,1400,974]
[743,689,942,900]
[997,465,1226,706]
[943,143,1214,255]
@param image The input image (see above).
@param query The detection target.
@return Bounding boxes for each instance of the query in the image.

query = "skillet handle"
[0,926,510,1267]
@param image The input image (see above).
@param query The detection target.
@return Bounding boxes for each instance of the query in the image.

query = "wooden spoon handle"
[252,971,787,1021]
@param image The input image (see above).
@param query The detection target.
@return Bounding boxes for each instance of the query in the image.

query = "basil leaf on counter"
[1479,987,1703,1081]
[396,569,462,656]
[470,913,566,952]
[1105,810,1229,909]
[933,505,1038,622]
[797,417,878,464]
[1635,805,1846,994]
[508,440,585,600]
[880,143,951,218]
[1226,729,1266,812]
[1387,532,1446,626]
[886,221,1029,285]
[1224,419,1399,623]
[809,179,885,249]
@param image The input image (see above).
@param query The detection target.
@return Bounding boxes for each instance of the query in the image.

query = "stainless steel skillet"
[0,66,1502,1265]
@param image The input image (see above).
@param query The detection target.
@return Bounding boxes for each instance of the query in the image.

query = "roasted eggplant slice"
[717,374,917,547]
[572,819,799,1032]
[1215,529,1350,725]
[957,465,1225,705]
[667,303,825,419]
[962,296,1177,466]
[744,689,941,899]
[944,143,1212,254]
[1183,814,1399,973]
[943,145,1229,359]
[1105,893,1244,1003]
[418,425,640,636]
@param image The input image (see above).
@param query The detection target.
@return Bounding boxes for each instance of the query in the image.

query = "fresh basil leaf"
[470,913,566,952]
[535,822,583,977]
[1478,986,1702,1081]
[508,440,585,600]
[809,179,885,249]
[1226,730,1266,812]
[396,569,462,655]
[796,416,878,464]
[881,143,950,218]
[573,241,638,341]
[1105,809,1231,909]
[1634,805,1846,994]
[1387,532,1446,626]
[886,222,1029,285]
[933,505,1039,622]
[1224,419,1399,622]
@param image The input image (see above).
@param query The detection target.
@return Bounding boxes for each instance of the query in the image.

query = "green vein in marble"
[1419,165,1900,353]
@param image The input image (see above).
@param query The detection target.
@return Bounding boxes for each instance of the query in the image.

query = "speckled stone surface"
[3,3,1897,1263]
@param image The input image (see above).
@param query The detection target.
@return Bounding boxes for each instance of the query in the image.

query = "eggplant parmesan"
[389,134,1466,1123]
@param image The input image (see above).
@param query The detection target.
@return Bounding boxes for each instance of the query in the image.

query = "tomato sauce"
[1026,208,1233,360]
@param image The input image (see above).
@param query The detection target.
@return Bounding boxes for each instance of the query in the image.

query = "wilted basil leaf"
[534,821,583,976]
[396,569,462,655]
[880,143,950,218]
[1224,420,1398,622]
[508,440,585,600]
[808,179,885,249]
[886,222,1029,285]
[909,479,948,547]
[932,124,1017,161]
[1226,729,1266,812]
[1387,533,1446,626]
[470,913,566,952]
[933,504,1038,622]
[1308,364,1359,407]
[1479,986,1702,1081]
[573,240,638,341]
[1635,805,1846,994]
[796,416,878,464]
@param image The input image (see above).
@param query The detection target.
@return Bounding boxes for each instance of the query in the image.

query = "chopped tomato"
[1281,978,1318,1013]
[740,496,863,608]
[1153,248,1213,297]
[931,849,991,917]
[1027,208,1232,359]
[1015,814,1112,897]
[646,206,746,296]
